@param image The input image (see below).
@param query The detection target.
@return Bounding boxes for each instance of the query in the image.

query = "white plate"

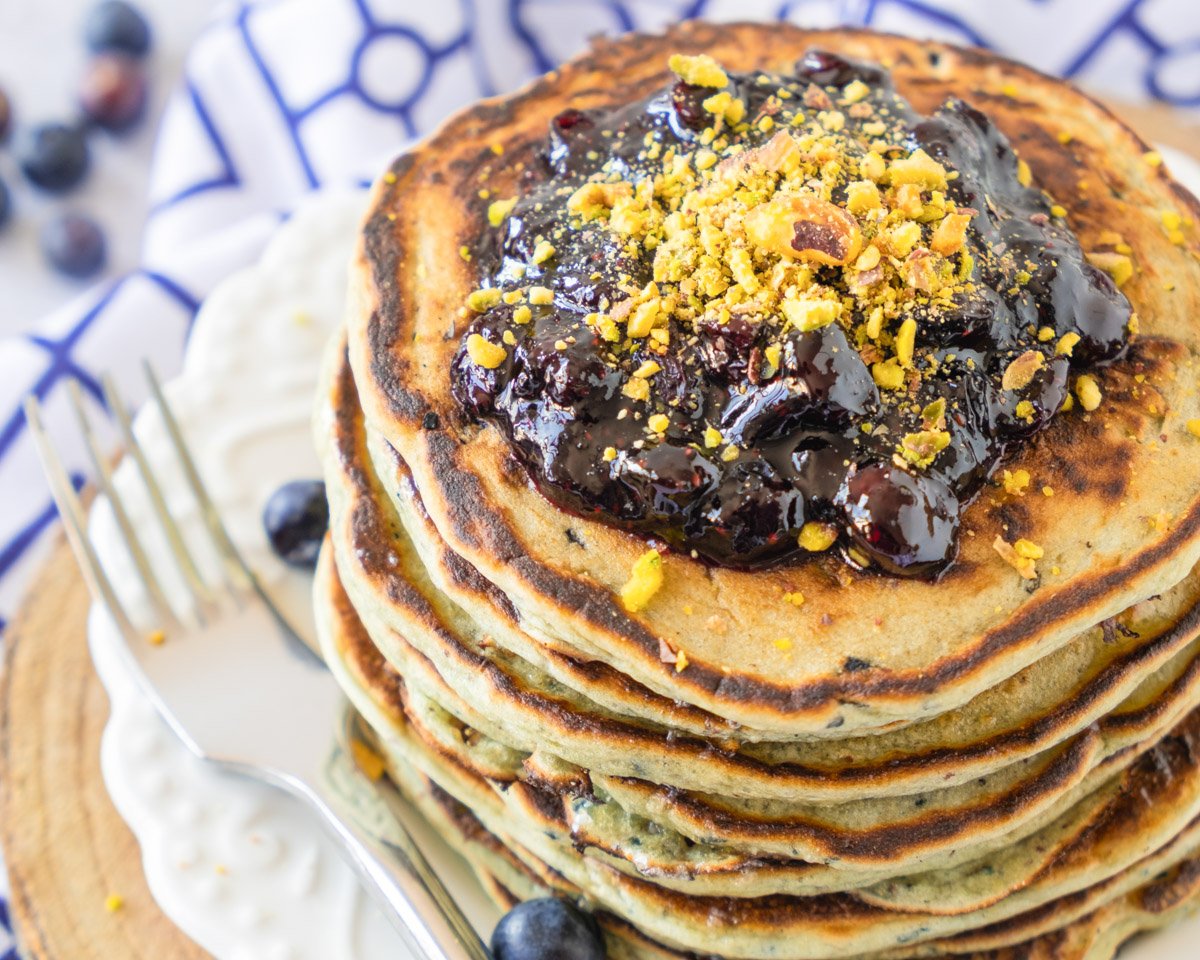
[87,148,1200,957]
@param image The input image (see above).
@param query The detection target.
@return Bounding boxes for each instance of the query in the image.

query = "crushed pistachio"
[529,286,554,305]
[466,333,507,369]
[668,53,728,88]
[1075,374,1102,412]
[703,426,723,448]
[620,549,664,613]
[1086,251,1133,287]
[783,591,805,607]
[532,241,557,265]
[351,739,387,781]
[798,521,838,552]
[1187,419,1200,439]
[1001,350,1045,391]
[993,535,1041,579]
[1002,468,1030,496]
[487,197,517,226]
[648,413,670,433]
[105,894,125,914]
[1056,332,1080,356]
[466,288,502,312]
[899,429,950,468]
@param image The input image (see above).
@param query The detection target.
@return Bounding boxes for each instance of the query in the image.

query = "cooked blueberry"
[720,327,877,443]
[262,480,328,569]
[0,87,12,143]
[491,898,606,960]
[838,463,959,577]
[80,54,147,131]
[84,1,152,57]
[0,178,11,231]
[41,213,107,278]
[685,459,805,566]
[18,123,90,192]
[670,80,712,132]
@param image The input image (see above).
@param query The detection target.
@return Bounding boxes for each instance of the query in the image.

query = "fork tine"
[142,362,311,651]
[142,361,252,596]
[66,380,180,628]
[23,395,139,641]
[101,372,215,620]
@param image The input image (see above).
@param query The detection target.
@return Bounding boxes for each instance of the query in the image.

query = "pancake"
[396,754,1200,960]
[318,341,1200,886]
[315,540,1200,958]
[345,22,1200,736]
[315,20,1200,959]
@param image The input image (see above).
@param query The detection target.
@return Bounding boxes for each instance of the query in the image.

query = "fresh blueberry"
[80,54,147,132]
[0,87,12,143]
[17,123,90,192]
[41,213,107,278]
[491,898,606,960]
[84,1,152,58]
[263,480,328,569]
[0,178,11,231]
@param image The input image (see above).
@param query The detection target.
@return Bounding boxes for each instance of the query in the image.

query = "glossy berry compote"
[451,50,1132,578]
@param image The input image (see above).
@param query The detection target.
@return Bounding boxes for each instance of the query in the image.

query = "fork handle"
[302,775,493,960]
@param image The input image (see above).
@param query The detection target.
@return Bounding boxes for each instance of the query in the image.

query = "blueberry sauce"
[451,51,1132,578]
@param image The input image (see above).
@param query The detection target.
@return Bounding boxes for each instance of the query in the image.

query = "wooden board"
[0,536,209,959]
[0,99,1193,960]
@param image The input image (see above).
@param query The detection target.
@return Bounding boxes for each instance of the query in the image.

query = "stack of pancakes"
[313,23,1200,959]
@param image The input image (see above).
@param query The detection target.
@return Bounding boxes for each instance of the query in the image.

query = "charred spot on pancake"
[422,410,440,430]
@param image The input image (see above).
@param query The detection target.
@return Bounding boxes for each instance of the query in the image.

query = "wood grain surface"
[0,99,1194,960]
[0,536,210,959]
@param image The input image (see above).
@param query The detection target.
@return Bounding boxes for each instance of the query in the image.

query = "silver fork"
[24,365,491,960]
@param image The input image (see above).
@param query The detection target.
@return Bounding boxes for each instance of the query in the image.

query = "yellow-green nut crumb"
[1075,374,1102,412]
[1050,204,1067,219]
[466,288,502,312]
[105,894,124,913]
[487,198,517,227]
[466,334,507,369]
[620,549,664,613]
[603,446,618,461]
[633,360,661,378]
[703,426,723,448]
[782,591,805,607]
[872,359,906,391]
[532,240,556,265]
[1187,419,1200,438]
[798,521,838,553]
[895,318,917,367]
[512,305,532,325]
[648,413,670,434]
[668,53,728,88]
[1056,332,1080,356]
[529,286,554,305]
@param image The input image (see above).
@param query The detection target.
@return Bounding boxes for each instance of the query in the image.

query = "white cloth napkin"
[0,0,1197,946]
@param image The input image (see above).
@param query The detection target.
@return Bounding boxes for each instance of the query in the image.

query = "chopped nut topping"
[744,193,863,266]
[899,429,950,468]
[1002,468,1030,496]
[1086,251,1133,287]
[1075,374,1102,412]
[1001,350,1045,391]
[798,521,838,552]
[993,535,1041,579]
[487,198,517,227]
[620,549,664,612]
[668,53,729,88]
[466,333,506,369]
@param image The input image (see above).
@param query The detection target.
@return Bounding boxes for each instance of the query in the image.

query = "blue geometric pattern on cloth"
[0,0,1195,948]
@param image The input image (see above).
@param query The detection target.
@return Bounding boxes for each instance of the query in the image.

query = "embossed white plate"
[88,150,1200,958]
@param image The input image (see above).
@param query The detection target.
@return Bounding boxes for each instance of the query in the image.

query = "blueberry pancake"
[315,20,1200,958]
